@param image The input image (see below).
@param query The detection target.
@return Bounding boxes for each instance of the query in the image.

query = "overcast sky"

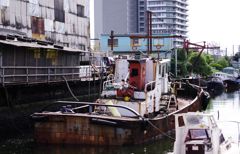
[188,0,240,53]
[90,0,240,54]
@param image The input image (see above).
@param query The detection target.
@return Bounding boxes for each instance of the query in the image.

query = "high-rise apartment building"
[138,0,147,33]
[92,0,188,47]
[145,0,188,46]
[92,0,138,39]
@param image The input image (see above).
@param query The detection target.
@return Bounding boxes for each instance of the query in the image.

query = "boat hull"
[32,91,205,145]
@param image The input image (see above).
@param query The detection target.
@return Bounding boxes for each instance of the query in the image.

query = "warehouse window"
[54,0,65,22]
[77,4,85,17]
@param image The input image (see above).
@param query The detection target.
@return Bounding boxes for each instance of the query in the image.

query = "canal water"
[1,91,240,154]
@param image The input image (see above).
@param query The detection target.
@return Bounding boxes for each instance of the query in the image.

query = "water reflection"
[207,91,240,122]
[206,91,240,143]
[32,139,173,154]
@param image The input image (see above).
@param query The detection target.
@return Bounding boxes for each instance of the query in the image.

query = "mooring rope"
[62,76,79,101]
[146,120,176,141]
[63,75,175,141]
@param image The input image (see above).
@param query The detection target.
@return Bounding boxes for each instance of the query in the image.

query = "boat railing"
[57,101,143,119]
[144,81,156,92]
[103,79,116,90]
[38,101,144,120]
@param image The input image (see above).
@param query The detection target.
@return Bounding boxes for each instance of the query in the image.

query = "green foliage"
[210,63,223,70]
[170,49,230,77]
[204,54,214,65]
[177,49,188,61]
[178,61,188,76]
[170,49,189,77]
[217,57,229,69]
[188,52,213,76]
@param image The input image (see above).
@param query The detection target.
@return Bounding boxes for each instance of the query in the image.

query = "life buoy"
[117,87,134,98]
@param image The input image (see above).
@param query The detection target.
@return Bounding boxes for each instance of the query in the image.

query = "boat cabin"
[101,57,170,117]
[174,112,238,154]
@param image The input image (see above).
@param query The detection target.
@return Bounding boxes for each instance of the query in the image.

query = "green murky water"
[1,91,239,154]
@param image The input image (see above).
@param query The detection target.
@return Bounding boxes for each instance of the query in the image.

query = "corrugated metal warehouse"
[0,0,105,106]
[0,0,90,50]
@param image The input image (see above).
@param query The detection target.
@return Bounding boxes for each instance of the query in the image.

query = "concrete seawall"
[0,80,102,107]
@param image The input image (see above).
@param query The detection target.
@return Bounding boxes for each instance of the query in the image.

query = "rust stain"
[31,16,45,40]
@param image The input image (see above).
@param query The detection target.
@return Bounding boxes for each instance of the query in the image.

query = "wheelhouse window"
[162,65,165,77]
[159,65,162,75]
[131,68,138,77]
[189,129,209,140]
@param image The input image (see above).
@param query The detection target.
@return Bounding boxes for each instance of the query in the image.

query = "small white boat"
[172,112,240,154]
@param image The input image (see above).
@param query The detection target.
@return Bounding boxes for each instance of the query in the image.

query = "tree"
[188,52,212,76]
[170,49,230,77]
[210,63,223,71]
[204,54,214,65]
[217,57,229,69]
[210,57,229,71]
[170,49,189,77]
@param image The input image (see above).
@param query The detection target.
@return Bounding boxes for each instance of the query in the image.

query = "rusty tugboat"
[31,53,209,145]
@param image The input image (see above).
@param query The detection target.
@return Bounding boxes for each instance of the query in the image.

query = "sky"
[188,0,240,54]
[90,0,240,54]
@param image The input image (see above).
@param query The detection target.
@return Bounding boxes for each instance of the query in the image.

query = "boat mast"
[147,11,152,56]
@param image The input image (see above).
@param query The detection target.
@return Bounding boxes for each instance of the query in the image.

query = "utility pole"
[110,30,114,51]
[175,48,177,77]
[147,11,152,55]
[233,45,235,56]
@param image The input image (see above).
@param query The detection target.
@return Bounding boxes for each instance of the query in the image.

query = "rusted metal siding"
[34,115,140,145]
[31,16,45,40]
[0,0,90,50]
[33,90,204,145]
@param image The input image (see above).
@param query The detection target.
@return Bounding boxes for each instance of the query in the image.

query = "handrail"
[0,65,106,85]
[0,65,93,69]
[56,101,143,119]
[107,74,114,81]
[103,79,115,90]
